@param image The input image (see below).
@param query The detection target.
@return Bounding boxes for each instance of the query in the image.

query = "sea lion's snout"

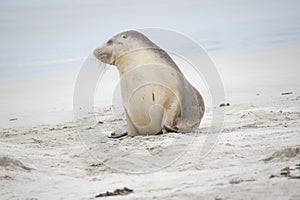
[93,48,112,64]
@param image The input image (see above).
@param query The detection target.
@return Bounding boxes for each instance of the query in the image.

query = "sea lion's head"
[93,30,157,65]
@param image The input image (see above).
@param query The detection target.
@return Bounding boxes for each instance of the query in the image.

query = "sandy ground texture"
[0,48,300,200]
[1,94,300,200]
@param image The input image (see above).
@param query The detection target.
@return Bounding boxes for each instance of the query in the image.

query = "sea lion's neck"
[114,50,160,76]
[114,49,179,76]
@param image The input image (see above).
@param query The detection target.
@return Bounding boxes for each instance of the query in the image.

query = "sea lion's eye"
[122,34,127,39]
[107,40,113,45]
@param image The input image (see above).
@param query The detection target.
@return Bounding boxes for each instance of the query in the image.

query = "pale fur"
[94,30,204,136]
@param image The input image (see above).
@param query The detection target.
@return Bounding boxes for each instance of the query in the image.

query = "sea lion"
[93,30,205,137]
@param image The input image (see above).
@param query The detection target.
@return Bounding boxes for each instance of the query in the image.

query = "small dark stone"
[90,163,102,167]
[280,171,289,176]
[270,175,276,179]
[219,103,230,107]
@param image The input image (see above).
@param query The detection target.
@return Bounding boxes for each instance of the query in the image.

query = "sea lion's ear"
[122,34,127,39]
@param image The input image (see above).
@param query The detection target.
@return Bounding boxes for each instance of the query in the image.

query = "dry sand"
[1,46,300,199]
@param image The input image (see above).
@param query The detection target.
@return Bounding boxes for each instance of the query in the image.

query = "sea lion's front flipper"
[108,132,128,139]
[125,108,139,136]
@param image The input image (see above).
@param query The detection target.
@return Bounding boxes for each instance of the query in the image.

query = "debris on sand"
[281,92,293,96]
[229,177,243,184]
[0,156,32,171]
[229,177,255,184]
[270,164,300,179]
[95,187,133,198]
[263,147,300,162]
[219,103,230,107]
[0,175,14,181]
[9,118,18,121]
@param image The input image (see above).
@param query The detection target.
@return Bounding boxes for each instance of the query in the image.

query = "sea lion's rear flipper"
[168,84,204,134]
[164,125,191,134]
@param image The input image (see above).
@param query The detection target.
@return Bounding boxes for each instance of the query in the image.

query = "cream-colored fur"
[94,30,204,136]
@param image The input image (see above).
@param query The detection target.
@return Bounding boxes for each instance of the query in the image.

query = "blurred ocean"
[0,0,300,79]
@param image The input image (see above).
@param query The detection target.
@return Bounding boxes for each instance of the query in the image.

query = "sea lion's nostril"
[93,49,103,57]
[93,48,110,61]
